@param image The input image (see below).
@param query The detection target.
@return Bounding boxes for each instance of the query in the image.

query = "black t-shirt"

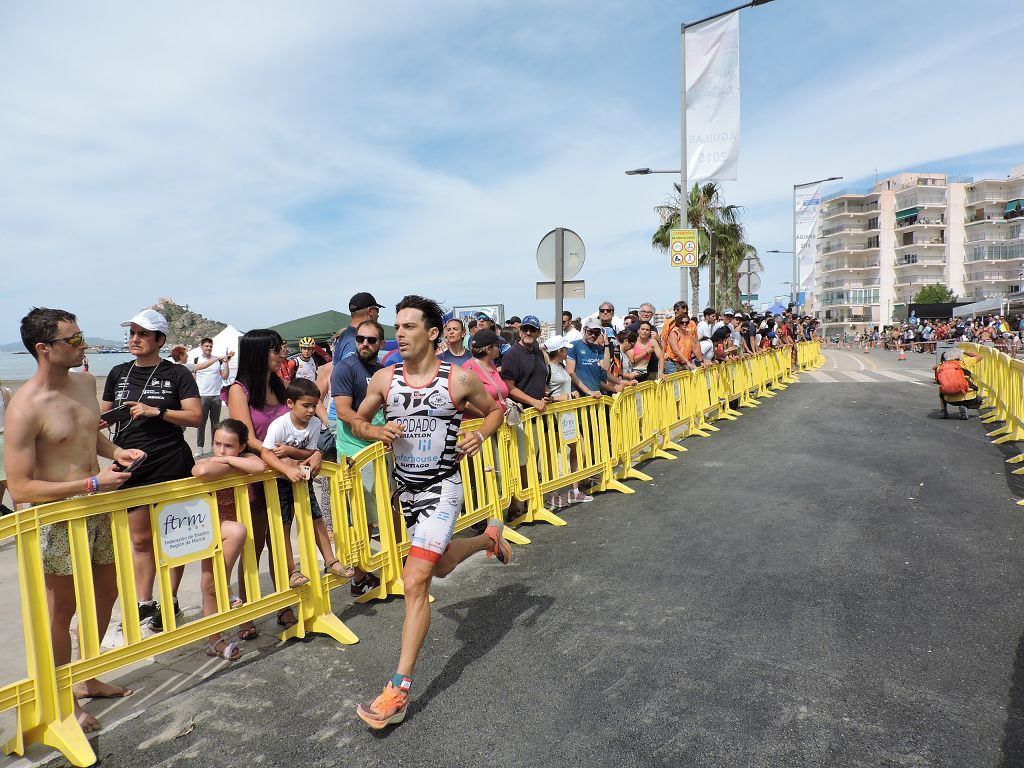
[103,359,199,487]
[742,320,757,349]
[500,342,549,400]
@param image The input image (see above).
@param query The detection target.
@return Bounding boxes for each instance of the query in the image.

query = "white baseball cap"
[121,309,169,336]
[544,335,573,353]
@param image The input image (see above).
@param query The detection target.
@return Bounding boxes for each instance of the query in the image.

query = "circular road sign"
[537,228,586,281]
[740,273,762,293]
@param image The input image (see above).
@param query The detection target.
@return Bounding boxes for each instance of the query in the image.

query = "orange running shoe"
[356,683,409,729]
[484,518,512,564]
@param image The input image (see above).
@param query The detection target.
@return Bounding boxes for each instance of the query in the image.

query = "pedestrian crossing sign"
[670,229,698,268]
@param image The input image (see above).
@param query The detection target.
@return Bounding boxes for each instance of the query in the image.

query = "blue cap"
[521,314,541,329]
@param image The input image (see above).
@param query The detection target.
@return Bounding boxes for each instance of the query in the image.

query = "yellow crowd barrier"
[2,341,817,765]
[958,344,1024,508]
[0,468,360,766]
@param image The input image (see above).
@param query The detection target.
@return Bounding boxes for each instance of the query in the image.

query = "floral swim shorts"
[40,513,116,576]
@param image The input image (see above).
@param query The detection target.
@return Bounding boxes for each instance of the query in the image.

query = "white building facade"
[813,164,1024,334]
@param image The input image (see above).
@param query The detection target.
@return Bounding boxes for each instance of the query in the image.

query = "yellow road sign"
[669,229,698,268]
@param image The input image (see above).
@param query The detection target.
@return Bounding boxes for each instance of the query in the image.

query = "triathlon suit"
[295,356,318,382]
[384,361,464,563]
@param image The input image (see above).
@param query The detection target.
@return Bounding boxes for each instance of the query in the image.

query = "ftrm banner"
[684,11,740,182]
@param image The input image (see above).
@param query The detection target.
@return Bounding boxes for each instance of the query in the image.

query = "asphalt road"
[20,347,1024,768]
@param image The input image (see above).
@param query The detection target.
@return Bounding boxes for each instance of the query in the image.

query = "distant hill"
[2,300,227,351]
[152,298,227,348]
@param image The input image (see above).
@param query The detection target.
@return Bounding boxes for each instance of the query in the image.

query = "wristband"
[475,430,484,444]
[158,407,167,420]
[86,476,99,494]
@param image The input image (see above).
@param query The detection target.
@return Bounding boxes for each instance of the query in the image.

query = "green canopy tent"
[269,310,394,348]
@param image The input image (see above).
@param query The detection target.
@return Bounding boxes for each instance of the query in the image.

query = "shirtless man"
[3,308,144,732]
[352,295,506,729]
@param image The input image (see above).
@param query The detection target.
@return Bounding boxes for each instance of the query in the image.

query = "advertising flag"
[685,11,740,181]
[795,183,823,296]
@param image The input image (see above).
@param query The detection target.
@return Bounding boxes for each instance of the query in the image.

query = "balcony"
[965,242,1024,262]
[966,211,1008,225]
[819,260,881,274]
[964,272,1021,283]
[967,225,1023,244]
[966,191,1009,206]
[894,275,947,288]
[895,194,946,209]
[896,216,944,229]
[819,241,879,255]
[820,223,874,237]
[819,278,881,289]
[894,258,946,269]
[895,238,945,250]
[821,201,880,219]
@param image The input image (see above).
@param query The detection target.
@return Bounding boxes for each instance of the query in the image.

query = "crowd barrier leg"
[6,512,96,767]
[292,480,358,644]
[509,419,568,527]
[357,450,408,602]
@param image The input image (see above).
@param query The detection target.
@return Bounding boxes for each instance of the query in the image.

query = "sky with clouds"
[1,0,1022,342]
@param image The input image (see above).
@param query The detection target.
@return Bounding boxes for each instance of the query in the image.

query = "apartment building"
[963,169,1024,301]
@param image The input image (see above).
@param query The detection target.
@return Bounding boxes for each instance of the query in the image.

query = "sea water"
[0,351,136,381]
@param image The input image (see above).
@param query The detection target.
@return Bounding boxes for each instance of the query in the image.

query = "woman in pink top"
[223,328,291,638]
[628,320,664,381]
[462,329,509,417]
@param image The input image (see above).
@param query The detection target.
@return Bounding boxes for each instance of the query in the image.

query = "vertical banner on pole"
[684,11,740,182]
[795,183,823,298]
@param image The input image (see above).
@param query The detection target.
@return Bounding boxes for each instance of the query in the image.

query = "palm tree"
[714,220,759,310]
[653,182,739,310]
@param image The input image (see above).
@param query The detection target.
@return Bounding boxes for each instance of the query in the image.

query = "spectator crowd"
[2,293,816,733]
[827,312,1024,355]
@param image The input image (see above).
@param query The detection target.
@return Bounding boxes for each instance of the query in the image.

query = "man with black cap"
[334,292,385,363]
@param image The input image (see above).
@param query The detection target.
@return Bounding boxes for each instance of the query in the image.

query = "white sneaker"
[565,489,594,503]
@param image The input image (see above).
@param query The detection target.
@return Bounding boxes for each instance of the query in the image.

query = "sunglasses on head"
[47,331,87,348]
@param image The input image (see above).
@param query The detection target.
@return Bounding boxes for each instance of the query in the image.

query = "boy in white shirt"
[261,378,352,626]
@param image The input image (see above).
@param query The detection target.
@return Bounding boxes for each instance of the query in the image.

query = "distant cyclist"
[350,295,506,729]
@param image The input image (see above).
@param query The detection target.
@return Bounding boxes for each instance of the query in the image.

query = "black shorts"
[275,479,323,526]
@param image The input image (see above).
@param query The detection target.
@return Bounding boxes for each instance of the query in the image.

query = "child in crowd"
[261,377,352,629]
[191,419,266,657]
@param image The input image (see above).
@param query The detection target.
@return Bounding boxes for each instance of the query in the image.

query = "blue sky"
[1,0,1022,342]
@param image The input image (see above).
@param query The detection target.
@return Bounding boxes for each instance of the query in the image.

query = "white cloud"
[1,0,1022,342]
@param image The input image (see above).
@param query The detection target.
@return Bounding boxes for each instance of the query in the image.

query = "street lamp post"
[627,0,776,304]
[791,176,842,314]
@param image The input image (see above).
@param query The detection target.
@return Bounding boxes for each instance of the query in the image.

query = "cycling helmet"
[298,336,315,348]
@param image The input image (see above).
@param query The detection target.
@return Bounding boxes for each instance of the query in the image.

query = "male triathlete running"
[351,295,507,728]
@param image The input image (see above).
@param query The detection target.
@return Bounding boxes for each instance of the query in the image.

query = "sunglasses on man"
[47,331,87,348]
[356,334,381,345]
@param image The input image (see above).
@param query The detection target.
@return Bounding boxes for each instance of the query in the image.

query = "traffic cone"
[897,348,905,361]
[863,343,870,354]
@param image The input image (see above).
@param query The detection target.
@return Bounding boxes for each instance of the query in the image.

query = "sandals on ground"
[207,637,241,661]
[288,570,310,588]
[324,559,356,578]
[277,608,299,629]
[237,624,259,641]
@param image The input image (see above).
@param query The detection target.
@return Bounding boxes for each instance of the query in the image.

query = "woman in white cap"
[543,335,593,508]
[102,308,202,632]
